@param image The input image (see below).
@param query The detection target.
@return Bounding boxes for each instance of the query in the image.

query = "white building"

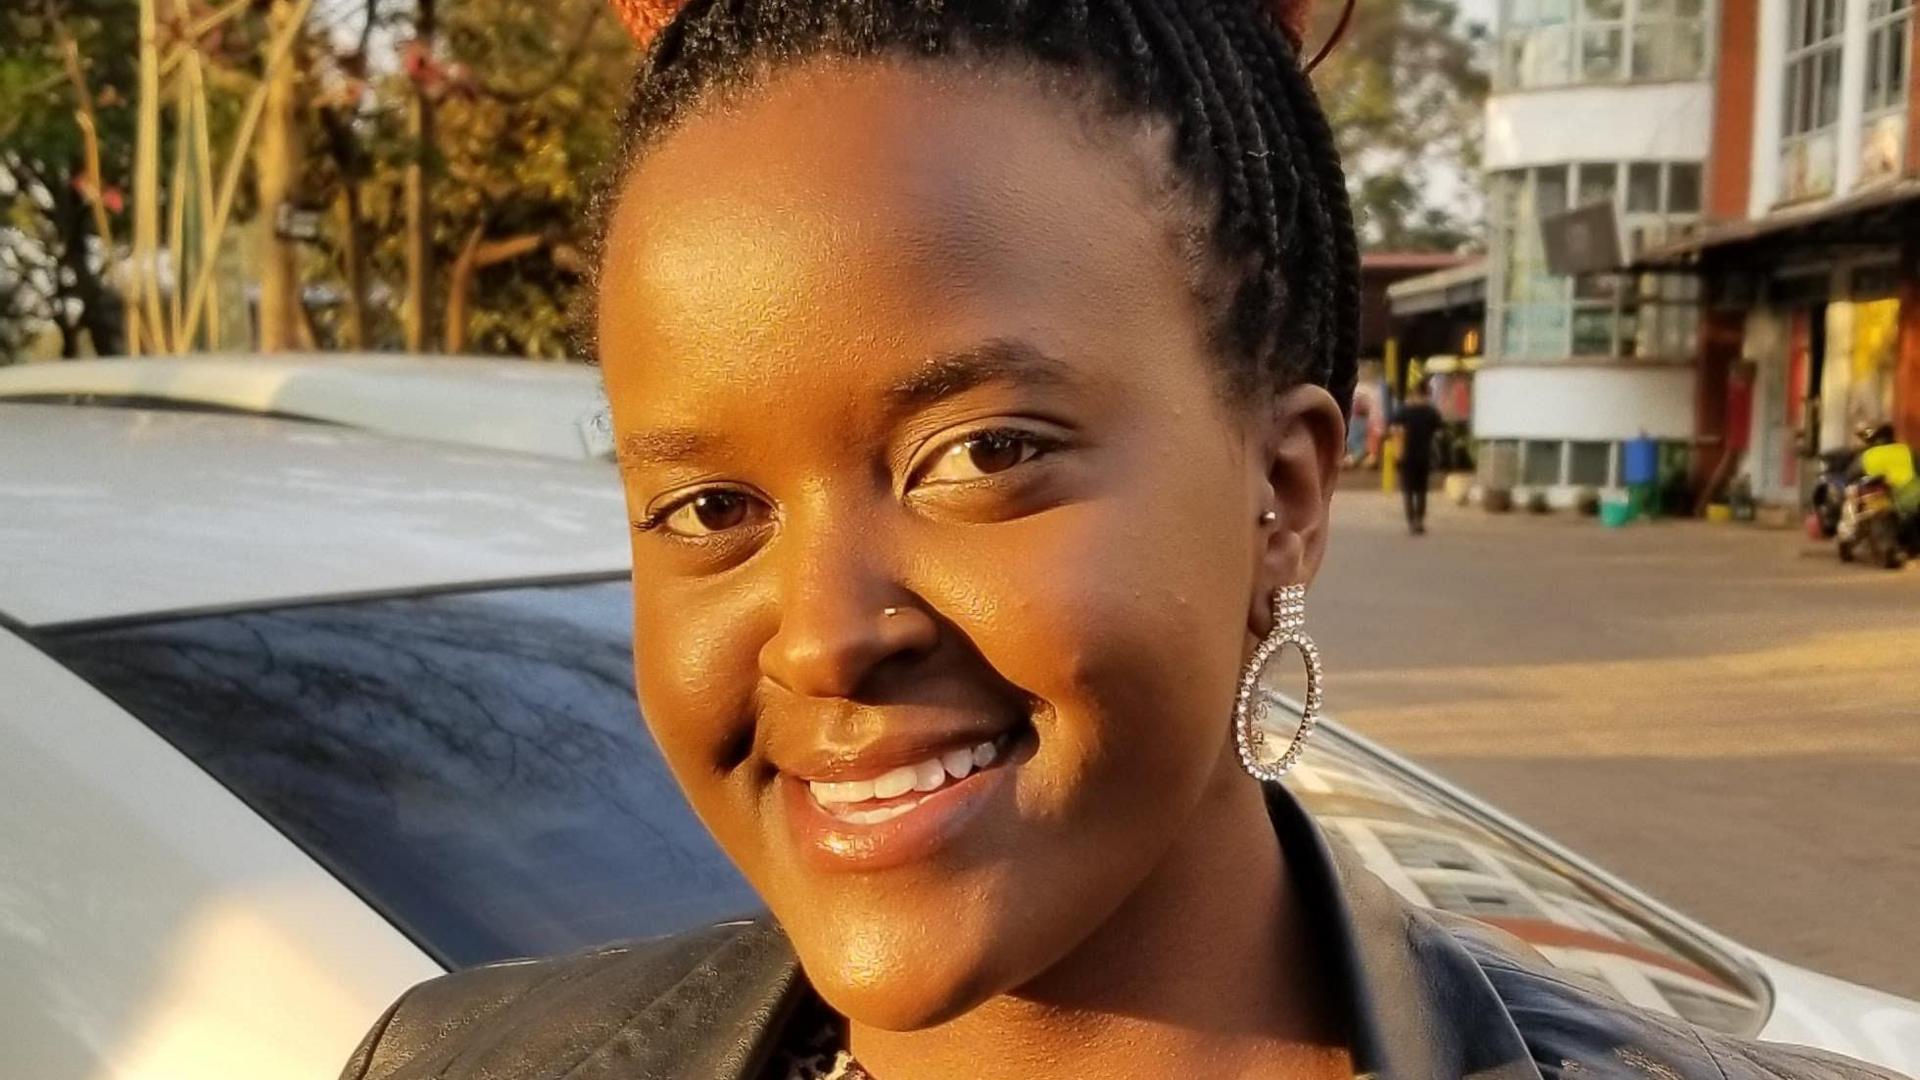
[1476,0,1721,504]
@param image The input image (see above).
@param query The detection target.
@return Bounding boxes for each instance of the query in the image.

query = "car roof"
[0,404,631,628]
[0,353,614,460]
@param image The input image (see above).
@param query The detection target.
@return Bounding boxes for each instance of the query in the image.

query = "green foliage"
[313,0,633,356]
[0,0,139,359]
[1311,0,1489,251]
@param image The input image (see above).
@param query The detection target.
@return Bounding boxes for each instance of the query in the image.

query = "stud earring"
[1232,584,1322,783]
[882,607,901,618]
[1258,509,1278,525]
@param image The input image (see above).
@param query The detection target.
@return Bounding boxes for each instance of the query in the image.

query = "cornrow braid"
[595,0,1358,414]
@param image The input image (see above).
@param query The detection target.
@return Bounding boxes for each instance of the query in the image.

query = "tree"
[321,0,629,356]
[0,0,137,359]
[1310,0,1489,252]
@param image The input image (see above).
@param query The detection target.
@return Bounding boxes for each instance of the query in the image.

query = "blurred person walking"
[1392,380,1442,535]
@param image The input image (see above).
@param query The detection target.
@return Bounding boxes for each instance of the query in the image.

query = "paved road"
[1312,485,1920,998]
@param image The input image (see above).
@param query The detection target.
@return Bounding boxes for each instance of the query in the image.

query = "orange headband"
[608,0,1317,57]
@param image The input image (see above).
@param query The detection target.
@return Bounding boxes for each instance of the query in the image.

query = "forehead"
[595,58,1212,422]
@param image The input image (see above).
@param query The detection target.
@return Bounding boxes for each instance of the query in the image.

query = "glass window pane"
[1640,0,1673,15]
[1524,25,1574,85]
[1627,162,1662,211]
[1585,0,1626,16]
[1632,22,1703,79]
[1572,307,1616,354]
[1817,49,1842,125]
[1667,162,1702,213]
[1584,27,1626,78]
[1890,24,1910,107]
[1578,162,1618,206]
[1569,441,1613,486]
[1537,165,1570,215]
[1574,272,1621,300]
[1783,64,1802,135]
[1524,440,1565,485]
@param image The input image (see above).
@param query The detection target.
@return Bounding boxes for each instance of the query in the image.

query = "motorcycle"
[1808,449,1856,540]
[1835,475,1920,569]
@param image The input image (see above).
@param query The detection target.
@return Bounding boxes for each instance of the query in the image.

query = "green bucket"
[1600,501,1635,528]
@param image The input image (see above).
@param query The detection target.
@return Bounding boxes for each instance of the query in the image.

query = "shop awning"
[1635,179,1920,269]
[1385,257,1488,316]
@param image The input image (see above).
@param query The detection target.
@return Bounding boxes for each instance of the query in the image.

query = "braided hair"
[593,0,1359,413]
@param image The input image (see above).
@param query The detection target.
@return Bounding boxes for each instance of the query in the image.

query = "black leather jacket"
[340,788,1903,1080]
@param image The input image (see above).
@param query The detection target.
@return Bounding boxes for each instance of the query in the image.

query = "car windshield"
[38,578,1764,1035]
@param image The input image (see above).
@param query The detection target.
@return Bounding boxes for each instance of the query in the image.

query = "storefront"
[1643,184,1920,509]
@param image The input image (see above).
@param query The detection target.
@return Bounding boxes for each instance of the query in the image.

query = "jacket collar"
[575,786,1540,1080]
[1264,785,1540,1080]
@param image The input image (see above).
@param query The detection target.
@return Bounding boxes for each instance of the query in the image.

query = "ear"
[1245,383,1346,638]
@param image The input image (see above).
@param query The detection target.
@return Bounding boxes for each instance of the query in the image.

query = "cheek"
[628,572,771,842]
[937,450,1254,801]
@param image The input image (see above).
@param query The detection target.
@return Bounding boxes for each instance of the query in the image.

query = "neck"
[847,759,1351,1080]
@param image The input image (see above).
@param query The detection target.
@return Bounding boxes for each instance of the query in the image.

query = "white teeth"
[871,764,917,800]
[973,740,997,769]
[844,803,917,825]
[806,736,1010,818]
[913,759,946,792]
[808,777,875,804]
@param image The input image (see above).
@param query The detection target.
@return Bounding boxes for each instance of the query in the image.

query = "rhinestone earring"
[1232,584,1323,783]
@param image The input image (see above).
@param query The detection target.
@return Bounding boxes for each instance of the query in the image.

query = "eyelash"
[631,426,1064,536]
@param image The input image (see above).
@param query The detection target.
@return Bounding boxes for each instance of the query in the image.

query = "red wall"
[1708,0,1760,220]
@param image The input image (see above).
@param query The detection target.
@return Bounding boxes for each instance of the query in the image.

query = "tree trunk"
[443,224,484,354]
[255,0,305,352]
[52,169,120,357]
[336,186,369,350]
[443,229,545,354]
[403,0,438,353]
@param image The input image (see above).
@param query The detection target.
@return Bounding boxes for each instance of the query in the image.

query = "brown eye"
[967,432,1025,474]
[658,489,761,537]
[919,430,1046,485]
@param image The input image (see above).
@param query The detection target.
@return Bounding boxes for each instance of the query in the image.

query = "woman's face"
[598,59,1337,1030]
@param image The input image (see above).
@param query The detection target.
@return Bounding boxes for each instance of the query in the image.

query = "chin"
[813,965,996,1032]
[790,915,1012,1031]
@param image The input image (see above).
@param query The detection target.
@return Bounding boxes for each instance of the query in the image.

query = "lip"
[780,730,1026,872]
[783,724,1017,783]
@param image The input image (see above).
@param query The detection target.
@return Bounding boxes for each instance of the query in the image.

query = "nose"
[758,515,936,700]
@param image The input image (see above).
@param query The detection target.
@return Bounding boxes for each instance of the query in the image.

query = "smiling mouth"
[802,730,1020,826]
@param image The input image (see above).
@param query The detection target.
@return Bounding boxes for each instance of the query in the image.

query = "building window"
[1780,0,1844,202]
[1489,161,1703,361]
[1860,0,1911,185]
[1631,0,1708,79]
[1524,440,1566,486]
[1569,441,1614,486]
[1666,163,1702,213]
[1498,0,1707,89]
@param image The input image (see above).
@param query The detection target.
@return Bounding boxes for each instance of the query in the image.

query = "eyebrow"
[885,338,1078,410]
[616,428,717,471]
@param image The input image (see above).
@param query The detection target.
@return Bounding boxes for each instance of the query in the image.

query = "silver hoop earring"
[1233,584,1323,783]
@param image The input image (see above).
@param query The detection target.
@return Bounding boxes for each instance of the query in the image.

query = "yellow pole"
[1382,339,1400,493]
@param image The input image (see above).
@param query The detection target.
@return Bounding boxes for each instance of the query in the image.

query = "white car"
[0,353,614,461]
[2,402,1916,1080]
